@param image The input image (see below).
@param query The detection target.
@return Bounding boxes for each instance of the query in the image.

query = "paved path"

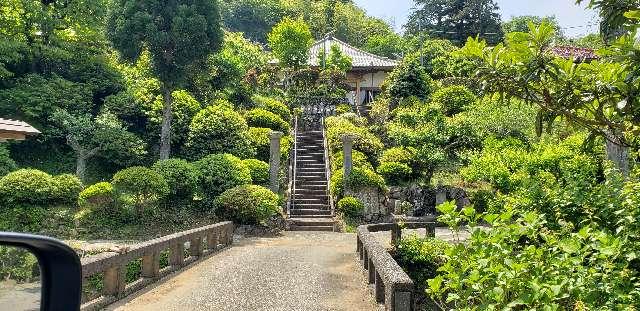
[107,232,381,311]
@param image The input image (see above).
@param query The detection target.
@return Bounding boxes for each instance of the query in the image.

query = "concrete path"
[107,232,381,311]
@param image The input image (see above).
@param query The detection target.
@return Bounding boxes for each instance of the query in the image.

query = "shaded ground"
[107,232,381,311]
[0,280,40,311]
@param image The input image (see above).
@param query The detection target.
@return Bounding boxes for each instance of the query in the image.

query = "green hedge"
[394,235,451,291]
[76,182,130,230]
[242,159,270,187]
[330,167,386,198]
[246,108,290,133]
[331,150,374,173]
[431,85,477,116]
[214,185,280,224]
[78,182,115,210]
[0,169,82,206]
[377,162,412,185]
[152,159,199,201]
[195,154,252,200]
[337,196,364,218]
[112,167,169,216]
[252,95,291,120]
[186,104,255,160]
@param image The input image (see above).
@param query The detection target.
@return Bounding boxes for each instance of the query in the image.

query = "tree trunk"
[605,131,630,177]
[159,85,173,160]
[76,155,87,183]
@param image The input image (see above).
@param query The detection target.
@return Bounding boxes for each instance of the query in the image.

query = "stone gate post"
[269,131,284,192]
[342,134,355,179]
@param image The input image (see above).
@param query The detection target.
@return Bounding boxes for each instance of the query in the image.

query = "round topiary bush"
[252,95,291,121]
[214,185,281,224]
[53,174,83,204]
[247,127,271,162]
[186,104,255,160]
[112,167,169,216]
[0,169,57,205]
[432,85,477,116]
[242,159,270,187]
[195,154,252,200]
[245,108,290,133]
[78,182,116,210]
[337,196,364,218]
[152,159,199,201]
[377,162,413,185]
[0,145,17,177]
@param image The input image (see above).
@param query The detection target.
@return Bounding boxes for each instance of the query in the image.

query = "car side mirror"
[0,232,82,311]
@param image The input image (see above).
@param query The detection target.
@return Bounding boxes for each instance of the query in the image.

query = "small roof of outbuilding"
[0,118,40,141]
[308,36,398,71]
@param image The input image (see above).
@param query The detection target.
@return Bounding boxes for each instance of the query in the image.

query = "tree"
[52,110,146,182]
[384,56,434,101]
[502,15,563,38]
[460,21,640,175]
[107,0,224,160]
[364,33,405,59]
[267,17,313,69]
[576,0,640,42]
[405,0,504,45]
[323,44,353,72]
[219,0,285,44]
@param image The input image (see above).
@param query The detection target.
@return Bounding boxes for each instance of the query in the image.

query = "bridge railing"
[80,221,234,310]
[356,221,436,311]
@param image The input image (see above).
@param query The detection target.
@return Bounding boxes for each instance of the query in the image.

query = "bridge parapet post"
[80,221,234,310]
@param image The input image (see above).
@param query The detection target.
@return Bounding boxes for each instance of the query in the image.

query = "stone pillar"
[269,131,284,193]
[342,134,355,178]
[435,187,447,207]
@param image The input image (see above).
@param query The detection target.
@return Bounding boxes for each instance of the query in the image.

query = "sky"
[353,0,600,38]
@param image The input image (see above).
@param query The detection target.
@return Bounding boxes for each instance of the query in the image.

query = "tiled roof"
[0,118,40,135]
[308,36,398,70]
[550,46,599,62]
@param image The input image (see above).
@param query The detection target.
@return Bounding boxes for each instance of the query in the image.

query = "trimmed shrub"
[242,159,270,187]
[186,104,255,160]
[76,182,129,228]
[432,85,477,116]
[252,95,291,120]
[246,108,290,133]
[337,196,364,218]
[330,167,386,198]
[0,169,56,205]
[325,115,384,159]
[336,104,352,115]
[0,144,17,177]
[379,147,416,165]
[195,154,252,199]
[53,174,83,204]
[78,182,116,209]
[377,162,413,185]
[247,127,272,162]
[152,159,199,200]
[112,167,169,216]
[0,205,49,232]
[214,185,281,224]
[394,235,451,290]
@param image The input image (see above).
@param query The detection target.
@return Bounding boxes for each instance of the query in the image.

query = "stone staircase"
[289,130,336,232]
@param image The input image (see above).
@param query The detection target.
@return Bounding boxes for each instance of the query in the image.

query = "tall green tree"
[107,0,224,160]
[576,0,640,42]
[502,15,563,38]
[219,0,285,44]
[405,0,504,45]
[267,17,313,69]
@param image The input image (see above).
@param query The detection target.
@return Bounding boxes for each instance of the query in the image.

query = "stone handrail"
[80,221,234,310]
[356,221,436,311]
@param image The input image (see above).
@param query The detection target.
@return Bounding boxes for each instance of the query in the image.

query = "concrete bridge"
[77,221,453,311]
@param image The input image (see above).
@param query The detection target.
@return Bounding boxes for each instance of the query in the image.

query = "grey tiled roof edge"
[308,36,399,69]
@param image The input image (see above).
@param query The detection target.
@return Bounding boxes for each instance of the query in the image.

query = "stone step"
[296,167,325,171]
[293,199,328,205]
[295,190,327,195]
[293,203,330,209]
[296,186,328,191]
[289,209,332,216]
[296,172,325,177]
[289,218,335,226]
[288,225,335,232]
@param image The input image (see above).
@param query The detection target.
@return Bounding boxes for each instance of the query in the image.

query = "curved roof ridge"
[308,36,398,69]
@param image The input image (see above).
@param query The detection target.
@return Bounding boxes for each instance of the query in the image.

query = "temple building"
[307,36,398,109]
